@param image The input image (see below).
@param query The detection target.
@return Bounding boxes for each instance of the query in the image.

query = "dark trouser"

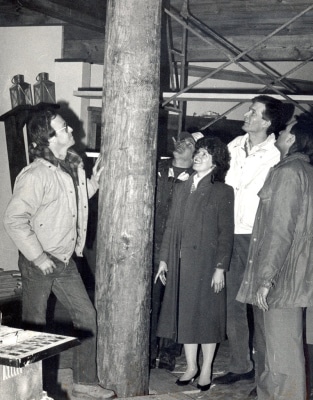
[253,306,266,385]
[258,307,305,400]
[18,253,97,384]
[150,264,182,364]
[226,234,254,374]
[306,307,313,395]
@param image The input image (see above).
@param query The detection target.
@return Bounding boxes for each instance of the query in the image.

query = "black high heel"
[176,369,200,386]
[197,382,211,392]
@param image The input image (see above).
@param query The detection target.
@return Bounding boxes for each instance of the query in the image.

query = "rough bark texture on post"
[95,1,162,397]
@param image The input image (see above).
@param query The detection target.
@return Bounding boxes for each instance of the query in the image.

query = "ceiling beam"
[63,38,105,65]
[186,65,313,92]
[0,10,64,26]
[17,0,105,32]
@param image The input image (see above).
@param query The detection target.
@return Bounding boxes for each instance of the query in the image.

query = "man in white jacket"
[4,109,114,400]
[213,95,283,398]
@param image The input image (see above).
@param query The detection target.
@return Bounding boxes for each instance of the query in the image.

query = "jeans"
[258,307,305,400]
[226,234,254,374]
[18,253,97,384]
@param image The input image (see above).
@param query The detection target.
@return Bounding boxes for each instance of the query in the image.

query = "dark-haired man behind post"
[213,96,283,394]
[4,109,114,399]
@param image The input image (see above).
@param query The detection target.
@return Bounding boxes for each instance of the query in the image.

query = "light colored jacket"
[4,158,98,264]
[225,133,280,234]
[237,153,313,308]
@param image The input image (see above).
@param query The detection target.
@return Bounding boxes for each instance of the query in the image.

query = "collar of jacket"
[234,132,276,151]
[276,152,310,168]
[190,170,214,188]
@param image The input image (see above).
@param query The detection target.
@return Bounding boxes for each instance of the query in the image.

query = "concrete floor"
[46,339,255,400]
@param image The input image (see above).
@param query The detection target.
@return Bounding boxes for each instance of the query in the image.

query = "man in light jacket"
[4,109,114,400]
[214,95,283,394]
[237,113,313,400]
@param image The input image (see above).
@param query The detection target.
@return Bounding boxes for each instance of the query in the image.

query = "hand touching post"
[92,155,104,183]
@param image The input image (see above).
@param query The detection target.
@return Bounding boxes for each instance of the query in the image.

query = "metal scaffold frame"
[163,0,313,134]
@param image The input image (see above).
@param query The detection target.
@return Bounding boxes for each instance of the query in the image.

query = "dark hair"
[195,136,230,182]
[27,108,57,151]
[252,95,283,135]
[288,113,313,164]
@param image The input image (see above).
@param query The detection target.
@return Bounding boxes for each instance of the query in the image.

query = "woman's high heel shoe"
[197,382,211,392]
[176,369,200,386]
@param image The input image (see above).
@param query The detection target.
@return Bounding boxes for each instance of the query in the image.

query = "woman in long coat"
[155,136,234,391]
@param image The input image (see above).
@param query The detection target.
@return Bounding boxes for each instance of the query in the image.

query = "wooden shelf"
[163,92,313,103]
[73,89,102,99]
[73,89,313,103]
[0,103,59,121]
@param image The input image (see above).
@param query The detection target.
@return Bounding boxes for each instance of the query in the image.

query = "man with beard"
[150,130,203,370]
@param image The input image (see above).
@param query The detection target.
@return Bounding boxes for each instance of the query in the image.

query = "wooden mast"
[95,0,162,397]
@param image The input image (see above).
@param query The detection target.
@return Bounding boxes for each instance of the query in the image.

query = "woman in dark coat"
[155,136,234,391]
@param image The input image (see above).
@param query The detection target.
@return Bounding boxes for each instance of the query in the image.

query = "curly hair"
[195,136,231,182]
[27,108,57,152]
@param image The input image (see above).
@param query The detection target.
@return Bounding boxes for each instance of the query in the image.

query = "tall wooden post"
[95,0,162,397]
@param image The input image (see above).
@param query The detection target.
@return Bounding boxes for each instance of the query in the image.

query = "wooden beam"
[0,4,64,26]
[63,33,313,64]
[0,14,63,27]
[174,34,313,62]
[95,0,161,397]
[17,0,105,32]
[63,38,105,64]
[186,66,313,91]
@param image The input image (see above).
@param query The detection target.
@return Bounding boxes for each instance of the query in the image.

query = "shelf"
[0,103,60,121]
[163,92,313,103]
[73,89,313,103]
[73,88,102,99]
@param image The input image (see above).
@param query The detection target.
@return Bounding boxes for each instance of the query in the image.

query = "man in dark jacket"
[237,113,313,400]
[150,130,203,370]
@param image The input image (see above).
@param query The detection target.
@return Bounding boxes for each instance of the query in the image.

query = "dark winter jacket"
[237,153,313,308]
[153,158,193,264]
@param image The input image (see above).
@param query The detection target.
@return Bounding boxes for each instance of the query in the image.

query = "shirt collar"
[243,133,276,155]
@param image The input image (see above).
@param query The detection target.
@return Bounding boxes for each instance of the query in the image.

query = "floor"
[43,273,256,400]
[46,339,255,400]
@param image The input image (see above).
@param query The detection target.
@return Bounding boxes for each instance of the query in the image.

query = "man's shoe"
[213,369,255,385]
[158,354,176,371]
[158,360,175,371]
[72,383,115,399]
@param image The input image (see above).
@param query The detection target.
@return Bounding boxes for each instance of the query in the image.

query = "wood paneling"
[0,0,312,63]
